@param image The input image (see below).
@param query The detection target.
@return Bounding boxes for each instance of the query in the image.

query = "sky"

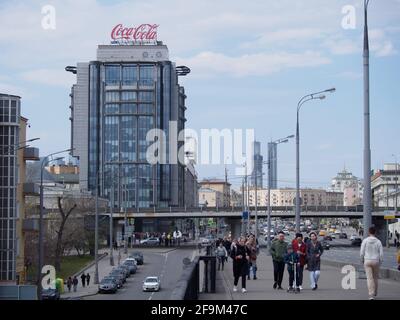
[0,0,399,191]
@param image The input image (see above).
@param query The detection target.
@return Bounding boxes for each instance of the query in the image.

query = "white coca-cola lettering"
[111,24,158,41]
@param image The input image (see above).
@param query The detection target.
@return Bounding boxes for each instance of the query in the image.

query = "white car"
[143,276,161,292]
[350,234,358,241]
[334,230,341,234]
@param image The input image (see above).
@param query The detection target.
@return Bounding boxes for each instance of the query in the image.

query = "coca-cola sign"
[110,24,158,45]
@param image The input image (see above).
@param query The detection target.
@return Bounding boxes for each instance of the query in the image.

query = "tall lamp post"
[393,154,398,213]
[38,148,72,299]
[363,0,372,238]
[265,135,294,251]
[295,88,336,233]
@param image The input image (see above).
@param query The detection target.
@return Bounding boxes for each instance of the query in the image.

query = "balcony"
[22,218,39,232]
[23,182,39,196]
[23,147,39,161]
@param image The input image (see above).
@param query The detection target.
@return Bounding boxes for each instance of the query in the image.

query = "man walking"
[270,231,288,290]
[80,273,86,288]
[86,273,91,286]
[360,226,383,300]
[72,276,78,292]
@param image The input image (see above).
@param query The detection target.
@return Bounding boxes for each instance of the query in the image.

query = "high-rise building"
[251,141,263,188]
[268,142,278,189]
[331,168,364,206]
[68,36,190,209]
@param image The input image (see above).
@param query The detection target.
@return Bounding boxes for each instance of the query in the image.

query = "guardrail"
[170,244,217,300]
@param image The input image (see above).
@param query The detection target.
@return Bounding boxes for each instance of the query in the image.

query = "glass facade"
[87,60,185,210]
[0,94,20,281]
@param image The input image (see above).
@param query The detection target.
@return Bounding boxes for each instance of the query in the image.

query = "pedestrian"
[247,236,258,280]
[307,232,324,290]
[80,273,86,288]
[284,244,299,292]
[223,237,232,261]
[360,226,384,300]
[215,242,228,271]
[232,236,250,293]
[292,233,307,290]
[397,248,400,271]
[66,276,72,292]
[73,276,78,292]
[270,231,287,290]
[86,273,90,286]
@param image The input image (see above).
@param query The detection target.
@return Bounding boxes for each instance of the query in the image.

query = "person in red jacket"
[292,233,307,291]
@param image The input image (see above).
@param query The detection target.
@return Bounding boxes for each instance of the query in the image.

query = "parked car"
[334,230,341,234]
[123,259,138,274]
[142,276,161,292]
[115,265,130,278]
[98,278,118,294]
[350,234,358,241]
[130,251,144,265]
[324,235,333,241]
[339,233,348,239]
[140,237,160,245]
[104,275,123,289]
[109,270,126,284]
[351,237,362,246]
[331,234,336,239]
[41,288,60,300]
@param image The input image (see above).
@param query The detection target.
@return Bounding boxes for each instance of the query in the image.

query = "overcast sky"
[1,0,399,190]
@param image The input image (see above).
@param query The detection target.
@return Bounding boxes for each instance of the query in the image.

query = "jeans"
[217,256,225,270]
[309,270,320,289]
[273,260,285,286]
[250,262,257,278]
[364,260,380,297]
[297,265,304,286]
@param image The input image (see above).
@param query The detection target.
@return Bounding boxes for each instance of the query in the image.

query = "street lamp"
[38,148,72,299]
[0,138,40,153]
[363,0,372,238]
[295,88,336,233]
[392,154,398,213]
[265,135,294,251]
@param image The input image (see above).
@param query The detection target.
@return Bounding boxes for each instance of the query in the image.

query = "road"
[85,248,196,300]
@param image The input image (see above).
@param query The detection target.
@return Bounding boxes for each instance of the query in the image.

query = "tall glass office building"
[0,93,20,281]
[69,42,187,209]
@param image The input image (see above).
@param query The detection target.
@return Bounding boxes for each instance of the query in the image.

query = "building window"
[139,65,154,86]
[138,104,153,114]
[122,65,137,85]
[105,65,120,85]
[138,92,153,102]
[120,104,136,114]
[121,91,137,102]
[105,104,119,114]
[105,91,119,102]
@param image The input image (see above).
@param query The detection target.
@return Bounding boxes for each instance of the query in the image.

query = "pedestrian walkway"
[61,249,130,299]
[200,249,400,300]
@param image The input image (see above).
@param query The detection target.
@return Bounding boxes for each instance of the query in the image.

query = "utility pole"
[362,0,372,238]
[255,164,258,239]
[124,180,128,255]
[109,178,114,266]
[267,146,272,251]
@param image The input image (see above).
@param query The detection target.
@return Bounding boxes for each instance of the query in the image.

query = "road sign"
[384,210,396,220]
[242,211,249,220]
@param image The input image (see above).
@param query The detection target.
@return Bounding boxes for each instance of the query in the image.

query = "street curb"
[322,259,400,281]
[71,252,108,278]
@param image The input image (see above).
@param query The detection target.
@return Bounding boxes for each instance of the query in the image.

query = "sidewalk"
[200,249,400,300]
[61,249,130,299]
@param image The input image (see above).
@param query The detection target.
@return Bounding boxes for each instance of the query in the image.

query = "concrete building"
[198,187,223,207]
[230,189,243,207]
[184,159,198,208]
[251,141,263,189]
[371,163,400,208]
[199,179,231,207]
[331,168,363,206]
[0,94,40,283]
[246,188,343,207]
[68,40,190,209]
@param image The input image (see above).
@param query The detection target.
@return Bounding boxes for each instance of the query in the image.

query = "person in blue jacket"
[284,244,300,292]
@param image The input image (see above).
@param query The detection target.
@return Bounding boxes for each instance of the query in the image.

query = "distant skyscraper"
[251,141,263,188]
[268,142,278,189]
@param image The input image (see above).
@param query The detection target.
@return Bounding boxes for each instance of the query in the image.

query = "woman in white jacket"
[360,226,383,300]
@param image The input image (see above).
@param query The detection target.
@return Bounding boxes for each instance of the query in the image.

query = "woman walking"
[247,236,258,280]
[232,236,250,293]
[307,232,324,290]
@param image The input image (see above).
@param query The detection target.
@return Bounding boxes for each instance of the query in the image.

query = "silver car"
[142,276,161,292]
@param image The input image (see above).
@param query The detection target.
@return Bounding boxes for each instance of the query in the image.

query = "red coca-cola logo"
[111,24,158,41]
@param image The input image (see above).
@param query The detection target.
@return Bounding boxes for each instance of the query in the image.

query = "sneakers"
[242,288,247,293]
[233,286,238,292]
[277,286,283,290]
[287,286,293,292]
[369,296,375,300]
[298,286,303,291]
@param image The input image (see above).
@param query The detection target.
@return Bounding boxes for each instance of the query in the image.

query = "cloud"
[369,29,397,57]
[176,51,331,77]
[19,68,75,88]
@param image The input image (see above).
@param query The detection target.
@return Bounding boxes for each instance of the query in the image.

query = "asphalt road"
[85,248,196,300]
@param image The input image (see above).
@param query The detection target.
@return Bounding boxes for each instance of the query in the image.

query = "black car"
[104,275,124,288]
[351,238,362,246]
[130,252,144,265]
[109,271,126,284]
[339,233,348,239]
[321,240,330,250]
[324,235,333,241]
[41,288,60,300]
[115,265,131,278]
[122,259,138,274]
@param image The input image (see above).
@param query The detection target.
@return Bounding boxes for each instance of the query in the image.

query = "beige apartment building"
[198,187,223,207]
[199,179,231,207]
[246,188,343,207]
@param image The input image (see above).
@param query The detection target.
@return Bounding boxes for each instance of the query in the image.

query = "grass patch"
[57,255,94,280]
